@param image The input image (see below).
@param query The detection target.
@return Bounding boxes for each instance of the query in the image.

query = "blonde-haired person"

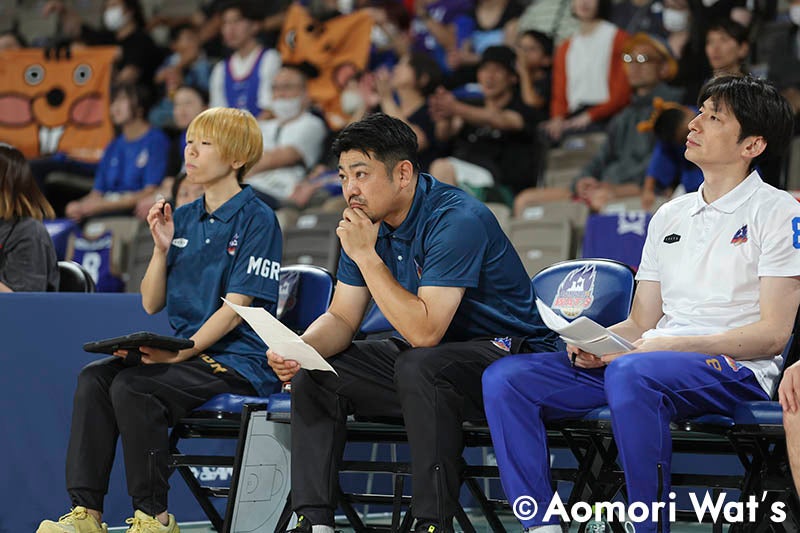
[37,107,283,533]
[0,144,59,292]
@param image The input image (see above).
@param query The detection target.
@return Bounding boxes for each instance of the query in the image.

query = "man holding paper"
[267,113,558,533]
[483,76,800,533]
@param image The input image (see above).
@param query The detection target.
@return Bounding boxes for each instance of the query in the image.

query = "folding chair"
[168,265,334,532]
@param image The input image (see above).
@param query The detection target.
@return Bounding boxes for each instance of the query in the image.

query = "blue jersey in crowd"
[94,127,170,194]
[167,186,282,395]
[337,173,557,349]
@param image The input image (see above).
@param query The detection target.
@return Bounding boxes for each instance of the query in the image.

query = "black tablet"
[83,332,194,365]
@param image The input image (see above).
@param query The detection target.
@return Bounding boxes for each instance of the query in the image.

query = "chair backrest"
[358,302,395,338]
[57,260,96,293]
[531,258,635,327]
[282,212,342,276]
[277,264,334,332]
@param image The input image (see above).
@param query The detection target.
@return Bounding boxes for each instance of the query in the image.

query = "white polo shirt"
[636,171,800,396]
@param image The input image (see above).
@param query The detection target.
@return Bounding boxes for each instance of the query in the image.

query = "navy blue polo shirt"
[94,127,169,193]
[337,174,557,349]
[167,186,282,395]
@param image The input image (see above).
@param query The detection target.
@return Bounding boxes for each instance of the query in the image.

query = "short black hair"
[698,75,793,170]
[218,0,265,21]
[169,23,198,43]
[175,83,209,106]
[653,107,686,145]
[520,29,554,57]
[331,113,420,175]
[408,52,443,97]
[706,18,749,45]
[111,82,155,117]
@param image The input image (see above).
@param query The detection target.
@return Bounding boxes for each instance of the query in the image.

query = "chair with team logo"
[168,264,334,532]
[525,259,640,518]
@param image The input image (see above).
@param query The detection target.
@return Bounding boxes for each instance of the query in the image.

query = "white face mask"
[340,89,364,115]
[271,96,304,121]
[662,8,689,32]
[103,6,129,31]
[790,5,800,26]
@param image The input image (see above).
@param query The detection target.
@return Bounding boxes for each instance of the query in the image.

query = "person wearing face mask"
[244,65,328,207]
[42,0,165,85]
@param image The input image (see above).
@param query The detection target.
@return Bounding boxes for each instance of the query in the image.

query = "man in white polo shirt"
[482,75,800,533]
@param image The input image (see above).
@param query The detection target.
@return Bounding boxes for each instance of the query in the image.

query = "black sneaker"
[287,516,312,533]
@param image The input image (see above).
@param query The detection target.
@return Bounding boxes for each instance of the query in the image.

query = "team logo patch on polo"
[731,224,748,245]
[227,233,239,256]
[171,238,188,248]
[491,337,512,351]
[722,355,743,372]
[552,264,596,319]
[663,233,681,244]
[414,258,422,279]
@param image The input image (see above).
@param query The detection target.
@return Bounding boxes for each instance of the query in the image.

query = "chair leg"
[453,503,477,533]
[463,477,505,533]
[173,462,224,532]
[337,486,369,533]
[274,492,293,533]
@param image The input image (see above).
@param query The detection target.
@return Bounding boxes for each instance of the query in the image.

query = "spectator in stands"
[765,0,800,127]
[484,75,800,533]
[638,98,703,209]
[149,24,212,128]
[0,144,58,292]
[0,30,26,51]
[514,32,681,214]
[610,0,667,37]
[44,0,165,85]
[410,0,475,74]
[64,83,169,222]
[515,29,554,114]
[371,52,443,169]
[209,0,282,119]
[37,107,282,533]
[542,0,630,142]
[171,172,204,209]
[136,85,210,220]
[446,0,525,85]
[268,113,558,533]
[705,18,749,77]
[244,65,328,206]
[429,45,543,205]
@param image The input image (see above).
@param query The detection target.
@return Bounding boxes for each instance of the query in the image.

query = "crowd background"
[2,0,800,291]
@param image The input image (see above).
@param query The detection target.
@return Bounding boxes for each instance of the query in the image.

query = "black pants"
[66,355,255,515]
[290,337,532,529]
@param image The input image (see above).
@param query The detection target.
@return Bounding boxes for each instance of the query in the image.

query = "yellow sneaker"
[37,507,108,533]
[124,510,180,533]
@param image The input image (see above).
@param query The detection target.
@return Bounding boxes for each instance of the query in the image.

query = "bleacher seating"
[282,211,342,276]
[509,218,573,276]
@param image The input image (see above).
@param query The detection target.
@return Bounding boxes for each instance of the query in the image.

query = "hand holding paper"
[223,298,337,374]
[535,298,635,356]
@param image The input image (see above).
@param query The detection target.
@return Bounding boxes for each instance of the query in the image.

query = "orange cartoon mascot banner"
[0,46,116,163]
[279,4,373,129]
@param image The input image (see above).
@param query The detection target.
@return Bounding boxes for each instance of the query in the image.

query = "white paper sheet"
[223,298,337,374]
[535,298,635,356]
